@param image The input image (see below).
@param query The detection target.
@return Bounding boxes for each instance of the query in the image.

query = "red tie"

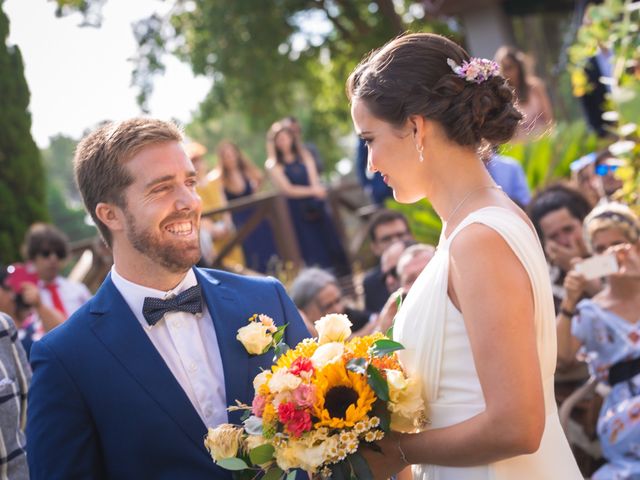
[45,282,67,318]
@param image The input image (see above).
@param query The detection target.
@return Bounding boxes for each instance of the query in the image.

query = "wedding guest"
[186,142,244,269]
[214,140,278,273]
[27,118,309,479]
[495,46,554,141]
[396,243,436,293]
[486,152,531,207]
[362,210,413,313]
[556,202,640,479]
[0,312,31,479]
[0,265,65,358]
[266,122,348,276]
[528,183,598,312]
[23,223,92,318]
[289,267,397,338]
[380,239,415,295]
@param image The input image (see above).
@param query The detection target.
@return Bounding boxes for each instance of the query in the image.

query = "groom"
[26,118,310,479]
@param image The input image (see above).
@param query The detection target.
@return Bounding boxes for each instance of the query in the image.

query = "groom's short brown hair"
[74,118,183,247]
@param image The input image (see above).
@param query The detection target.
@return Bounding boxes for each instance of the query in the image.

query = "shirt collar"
[110,266,198,326]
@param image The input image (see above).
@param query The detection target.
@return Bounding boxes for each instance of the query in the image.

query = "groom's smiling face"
[117,141,203,273]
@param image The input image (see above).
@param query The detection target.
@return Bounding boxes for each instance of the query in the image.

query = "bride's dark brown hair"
[347,33,522,147]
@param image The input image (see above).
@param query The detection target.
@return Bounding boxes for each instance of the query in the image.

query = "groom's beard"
[124,209,202,273]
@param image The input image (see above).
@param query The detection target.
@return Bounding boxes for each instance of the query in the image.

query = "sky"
[5,0,212,148]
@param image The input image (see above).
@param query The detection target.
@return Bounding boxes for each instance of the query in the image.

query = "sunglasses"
[37,249,66,260]
[595,164,620,176]
[383,267,398,282]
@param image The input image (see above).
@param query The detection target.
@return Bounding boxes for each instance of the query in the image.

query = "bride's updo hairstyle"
[347,33,522,147]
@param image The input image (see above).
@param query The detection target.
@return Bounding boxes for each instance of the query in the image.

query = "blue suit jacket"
[27,268,310,479]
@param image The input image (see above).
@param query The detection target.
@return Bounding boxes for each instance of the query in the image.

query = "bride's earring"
[416,144,424,162]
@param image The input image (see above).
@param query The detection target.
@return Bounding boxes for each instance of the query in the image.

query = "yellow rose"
[386,370,427,432]
[237,321,273,355]
[310,342,345,369]
[253,370,271,393]
[315,314,352,344]
[268,369,302,393]
[204,424,244,461]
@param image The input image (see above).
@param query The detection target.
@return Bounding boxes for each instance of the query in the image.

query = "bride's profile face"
[351,98,426,203]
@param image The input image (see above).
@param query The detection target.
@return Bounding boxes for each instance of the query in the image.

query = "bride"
[348,33,582,479]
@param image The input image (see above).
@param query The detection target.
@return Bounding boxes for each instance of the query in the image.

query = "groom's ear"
[95,202,125,234]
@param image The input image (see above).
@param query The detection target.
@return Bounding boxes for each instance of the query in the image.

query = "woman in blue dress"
[265,123,349,276]
[215,140,278,273]
[557,202,640,479]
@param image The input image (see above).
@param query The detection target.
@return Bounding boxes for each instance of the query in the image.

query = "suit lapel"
[195,268,250,423]
[89,274,206,450]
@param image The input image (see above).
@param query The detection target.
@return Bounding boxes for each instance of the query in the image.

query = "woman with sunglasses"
[557,202,640,480]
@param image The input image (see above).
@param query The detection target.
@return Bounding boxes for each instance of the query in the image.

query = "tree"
[54,0,454,170]
[0,0,48,264]
[41,134,97,242]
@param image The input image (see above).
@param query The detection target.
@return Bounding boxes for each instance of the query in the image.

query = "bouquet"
[205,313,428,479]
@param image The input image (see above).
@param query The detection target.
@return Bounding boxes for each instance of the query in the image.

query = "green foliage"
[500,121,600,193]
[0,0,48,264]
[387,198,442,247]
[41,134,97,242]
[568,0,639,207]
[54,0,455,172]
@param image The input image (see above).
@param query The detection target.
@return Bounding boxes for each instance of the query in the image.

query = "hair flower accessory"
[447,57,500,84]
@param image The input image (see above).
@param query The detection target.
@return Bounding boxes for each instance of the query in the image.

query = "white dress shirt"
[39,276,92,317]
[111,267,227,428]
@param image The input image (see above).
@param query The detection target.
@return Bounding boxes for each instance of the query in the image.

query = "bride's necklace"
[446,185,502,226]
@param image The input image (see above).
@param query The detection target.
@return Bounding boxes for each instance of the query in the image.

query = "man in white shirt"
[22,223,92,318]
[26,118,310,479]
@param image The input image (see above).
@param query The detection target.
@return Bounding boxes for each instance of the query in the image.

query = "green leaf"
[273,324,288,345]
[367,364,389,402]
[286,471,297,480]
[346,357,368,375]
[249,443,275,465]
[369,339,405,357]
[217,457,249,471]
[348,451,374,479]
[330,459,352,480]
[273,342,290,361]
[263,466,284,480]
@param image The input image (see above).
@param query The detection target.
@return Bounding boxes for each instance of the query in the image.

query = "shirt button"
[188,362,197,373]
[205,407,213,417]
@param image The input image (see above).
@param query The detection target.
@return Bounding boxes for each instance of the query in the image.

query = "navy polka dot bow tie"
[142,285,203,326]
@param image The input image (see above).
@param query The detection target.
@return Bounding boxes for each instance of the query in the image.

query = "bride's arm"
[363,224,545,478]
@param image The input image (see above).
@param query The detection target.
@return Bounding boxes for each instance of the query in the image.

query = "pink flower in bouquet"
[292,383,316,409]
[278,402,313,437]
[252,394,267,417]
[289,357,314,378]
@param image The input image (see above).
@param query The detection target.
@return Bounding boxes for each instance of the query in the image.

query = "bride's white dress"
[393,207,582,480]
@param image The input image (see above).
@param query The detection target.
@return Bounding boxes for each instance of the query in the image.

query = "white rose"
[204,424,244,461]
[275,440,330,473]
[386,369,427,432]
[268,369,302,393]
[253,370,271,392]
[310,342,345,369]
[315,314,352,345]
[237,321,273,355]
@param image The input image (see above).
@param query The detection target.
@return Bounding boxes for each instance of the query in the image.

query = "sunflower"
[274,338,319,370]
[313,363,376,429]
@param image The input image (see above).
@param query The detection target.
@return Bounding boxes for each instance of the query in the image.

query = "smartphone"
[574,253,619,280]
[5,263,39,293]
